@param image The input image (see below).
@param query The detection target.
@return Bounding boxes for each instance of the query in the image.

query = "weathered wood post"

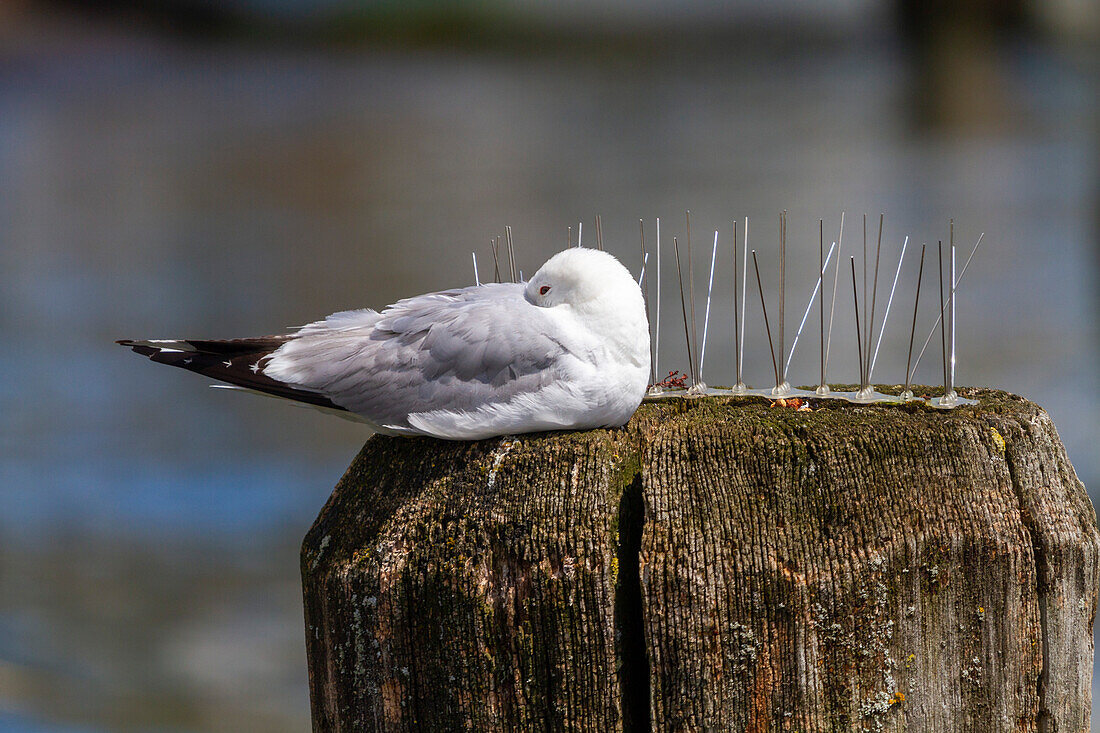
[302,390,1098,731]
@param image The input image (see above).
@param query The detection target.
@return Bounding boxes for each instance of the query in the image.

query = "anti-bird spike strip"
[624,211,978,408]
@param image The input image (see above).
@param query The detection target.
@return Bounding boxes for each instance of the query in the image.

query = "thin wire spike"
[577,221,583,248]
[673,236,695,385]
[949,224,956,397]
[862,214,867,366]
[596,214,604,252]
[937,242,949,397]
[866,212,884,383]
[910,232,984,374]
[491,238,501,283]
[753,250,780,388]
[732,219,742,386]
[506,226,517,283]
[869,235,909,381]
[655,218,661,386]
[686,211,699,385]
[851,256,865,389]
[824,212,845,377]
[819,220,826,391]
[778,211,786,385]
[903,245,927,394]
[639,219,655,385]
[699,230,718,382]
[739,217,749,384]
[785,240,836,375]
[472,252,481,286]
[568,226,573,249]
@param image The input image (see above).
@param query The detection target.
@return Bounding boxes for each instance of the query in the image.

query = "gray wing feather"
[263,283,584,432]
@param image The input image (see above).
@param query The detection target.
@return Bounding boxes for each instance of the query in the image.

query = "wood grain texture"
[302,389,1098,732]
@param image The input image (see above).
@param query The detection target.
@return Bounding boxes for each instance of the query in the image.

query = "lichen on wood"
[302,388,1098,731]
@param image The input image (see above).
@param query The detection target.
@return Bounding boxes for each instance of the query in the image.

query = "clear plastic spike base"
[644,384,977,409]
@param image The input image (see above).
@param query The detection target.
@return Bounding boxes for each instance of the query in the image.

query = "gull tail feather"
[117,336,351,414]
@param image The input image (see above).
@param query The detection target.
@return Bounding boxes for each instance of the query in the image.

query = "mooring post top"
[301,386,1098,733]
[304,386,1094,557]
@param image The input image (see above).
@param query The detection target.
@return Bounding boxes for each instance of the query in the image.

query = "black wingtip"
[116,335,350,413]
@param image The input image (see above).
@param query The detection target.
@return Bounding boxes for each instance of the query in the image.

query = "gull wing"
[263,283,595,438]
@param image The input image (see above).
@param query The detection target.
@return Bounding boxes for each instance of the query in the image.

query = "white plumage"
[121,248,651,441]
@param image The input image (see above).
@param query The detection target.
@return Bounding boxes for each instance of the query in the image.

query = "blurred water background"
[0,1,1097,730]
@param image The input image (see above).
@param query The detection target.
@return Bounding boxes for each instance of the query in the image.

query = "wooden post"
[301,390,1098,731]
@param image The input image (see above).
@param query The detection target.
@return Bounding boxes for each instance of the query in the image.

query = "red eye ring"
[539,285,551,295]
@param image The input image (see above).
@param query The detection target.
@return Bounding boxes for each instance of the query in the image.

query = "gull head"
[524,247,650,374]
[524,248,641,311]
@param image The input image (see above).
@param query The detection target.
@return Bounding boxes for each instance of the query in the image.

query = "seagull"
[119,248,651,440]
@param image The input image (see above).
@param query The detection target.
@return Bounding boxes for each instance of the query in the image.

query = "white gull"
[120,248,651,440]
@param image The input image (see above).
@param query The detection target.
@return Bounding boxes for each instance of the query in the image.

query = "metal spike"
[824,212,845,380]
[655,218,662,390]
[577,221,583,248]
[738,218,749,389]
[596,214,604,252]
[506,226,517,283]
[818,220,827,394]
[947,223,957,404]
[911,232,984,375]
[639,219,655,386]
[786,240,836,376]
[568,225,573,249]
[866,213,884,385]
[938,241,948,396]
[732,219,743,390]
[778,211,786,387]
[753,250,780,389]
[472,252,481,286]
[851,257,865,390]
[686,211,699,386]
[866,235,910,383]
[861,214,867,368]
[673,236,695,386]
[699,230,718,385]
[902,245,927,399]
[491,238,501,283]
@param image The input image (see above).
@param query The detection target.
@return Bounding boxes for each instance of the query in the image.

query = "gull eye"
[539,285,551,296]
